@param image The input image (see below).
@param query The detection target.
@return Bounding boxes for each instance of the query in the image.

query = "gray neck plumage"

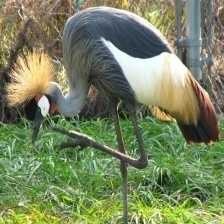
[47,82,87,117]
[57,89,86,117]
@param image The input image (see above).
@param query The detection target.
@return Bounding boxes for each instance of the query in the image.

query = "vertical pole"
[186,0,202,80]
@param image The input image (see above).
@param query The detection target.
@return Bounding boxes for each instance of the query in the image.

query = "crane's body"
[7,7,218,143]
[101,39,194,115]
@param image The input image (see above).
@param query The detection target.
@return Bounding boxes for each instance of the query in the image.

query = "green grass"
[0,117,224,223]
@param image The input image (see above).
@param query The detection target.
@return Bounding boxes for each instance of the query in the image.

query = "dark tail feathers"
[178,78,219,144]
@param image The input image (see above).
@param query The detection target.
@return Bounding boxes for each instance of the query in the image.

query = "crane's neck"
[48,82,87,117]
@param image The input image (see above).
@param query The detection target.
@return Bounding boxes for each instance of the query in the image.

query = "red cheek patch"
[35,94,42,102]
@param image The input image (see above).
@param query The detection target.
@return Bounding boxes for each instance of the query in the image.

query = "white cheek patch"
[37,95,50,117]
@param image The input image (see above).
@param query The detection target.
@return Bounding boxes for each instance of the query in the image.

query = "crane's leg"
[128,105,147,166]
[54,126,148,169]
[111,101,128,224]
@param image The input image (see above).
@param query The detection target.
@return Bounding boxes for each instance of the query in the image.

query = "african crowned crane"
[7,6,219,223]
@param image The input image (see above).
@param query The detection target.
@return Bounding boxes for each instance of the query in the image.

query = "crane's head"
[7,51,59,142]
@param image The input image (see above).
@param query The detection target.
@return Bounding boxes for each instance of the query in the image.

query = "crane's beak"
[32,107,44,143]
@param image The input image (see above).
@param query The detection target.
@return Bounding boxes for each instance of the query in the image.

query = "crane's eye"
[37,95,50,117]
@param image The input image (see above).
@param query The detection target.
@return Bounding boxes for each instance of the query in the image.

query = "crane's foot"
[57,137,87,151]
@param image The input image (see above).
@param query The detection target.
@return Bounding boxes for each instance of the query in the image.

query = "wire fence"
[201,0,224,113]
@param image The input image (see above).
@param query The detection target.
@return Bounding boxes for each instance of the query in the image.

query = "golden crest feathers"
[7,51,54,106]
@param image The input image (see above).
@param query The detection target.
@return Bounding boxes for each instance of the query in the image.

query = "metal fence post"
[186,0,202,81]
